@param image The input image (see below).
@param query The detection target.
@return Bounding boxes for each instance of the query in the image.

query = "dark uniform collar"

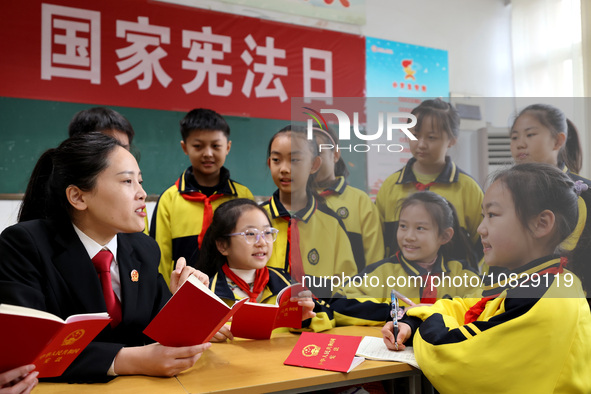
[178,166,236,195]
[267,190,317,224]
[211,266,293,302]
[396,156,458,185]
[267,190,290,219]
[321,176,348,195]
[397,251,448,276]
[560,162,591,186]
[482,255,562,298]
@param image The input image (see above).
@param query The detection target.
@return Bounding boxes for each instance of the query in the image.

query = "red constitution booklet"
[143,275,247,346]
[0,304,111,378]
[284,332,365,373]
[230,283,303,340]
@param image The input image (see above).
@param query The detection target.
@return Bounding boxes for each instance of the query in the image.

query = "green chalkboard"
[0,97,367,197]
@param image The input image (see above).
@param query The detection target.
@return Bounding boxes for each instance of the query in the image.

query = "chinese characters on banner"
[0,0,364,120]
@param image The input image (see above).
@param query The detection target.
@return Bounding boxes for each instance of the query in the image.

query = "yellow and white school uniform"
[319,176,385,269]
[330,252,479,327]
[209,266,334,333]
[376,156,483,263]
[403,256,591,394]
[261,190,358,298]
[150,166,253,287]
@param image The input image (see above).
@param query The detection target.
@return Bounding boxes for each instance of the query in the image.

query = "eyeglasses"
[227,228,279,244]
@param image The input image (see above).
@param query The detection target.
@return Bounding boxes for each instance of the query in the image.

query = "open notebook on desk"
[355,336,420,369]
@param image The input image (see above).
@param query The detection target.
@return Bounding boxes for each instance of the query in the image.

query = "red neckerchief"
[420,274,439,304]
[538,256,568,276]
[414,182,436,191]
[464,296,496,324]
[399,252,439,303]
[320,189,337,197]
[222,264,270,302]
[464,257,569,324]
[285,217,305,284]
[175,178,224,248]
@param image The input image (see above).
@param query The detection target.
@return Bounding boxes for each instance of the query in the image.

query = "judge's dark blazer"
[0,219,172,383]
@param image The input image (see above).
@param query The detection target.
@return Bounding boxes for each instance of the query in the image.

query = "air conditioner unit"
[485,125,513,178]
[448,125,512,187]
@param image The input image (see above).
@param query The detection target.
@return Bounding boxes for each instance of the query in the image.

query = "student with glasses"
[197,199,331,341]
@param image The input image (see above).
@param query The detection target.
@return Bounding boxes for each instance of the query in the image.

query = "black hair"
[180,108,230,141]
[266,125,301,159]
[410,98,460,141]
[18,133,123,223]
[511,104,583,174]
[492,163,578,248]
[396,191,476,268]
[197,198,271,278]
[491,163,591,294]
[68,107,135,145]
[312,125,350,179]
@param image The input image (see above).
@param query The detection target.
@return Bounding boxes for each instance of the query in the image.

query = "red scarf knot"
[176,178,225,248]
[420,273,438,304]
[464,296,495,325]
[414,182,436,191]
[222,264,270,302]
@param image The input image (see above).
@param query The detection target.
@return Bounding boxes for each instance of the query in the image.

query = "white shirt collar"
[72,223,118,263]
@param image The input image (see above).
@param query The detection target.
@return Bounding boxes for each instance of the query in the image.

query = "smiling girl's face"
[397,202,451,268]
[217,208,273,270]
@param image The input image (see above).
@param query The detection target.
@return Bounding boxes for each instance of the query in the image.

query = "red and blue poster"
[365,36,449,196]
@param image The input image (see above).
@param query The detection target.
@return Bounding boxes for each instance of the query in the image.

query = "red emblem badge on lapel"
[131,269,139,282]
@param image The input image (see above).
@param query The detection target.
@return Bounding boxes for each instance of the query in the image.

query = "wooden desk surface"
[177,326,418,394]
[35,375,186,394]
[35,326,419,394]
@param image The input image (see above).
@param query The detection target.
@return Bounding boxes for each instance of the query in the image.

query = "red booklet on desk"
[231,283,303,340]
[0,304,111,378]
[284,332,365,373]
[143,275,247,346]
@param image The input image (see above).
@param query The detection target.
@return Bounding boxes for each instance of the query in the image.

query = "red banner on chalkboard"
[0,0,364,120]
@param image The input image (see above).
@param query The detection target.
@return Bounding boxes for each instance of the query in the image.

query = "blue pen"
[391,289,399,350]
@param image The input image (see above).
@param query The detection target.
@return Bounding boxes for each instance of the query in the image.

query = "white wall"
[169,0,514,102]
[0,0,514,231]
[0,201,21,234]
[364,0,513,101]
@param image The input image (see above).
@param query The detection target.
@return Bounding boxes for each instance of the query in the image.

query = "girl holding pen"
[329,191,479,326]
[383,163,591,393]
